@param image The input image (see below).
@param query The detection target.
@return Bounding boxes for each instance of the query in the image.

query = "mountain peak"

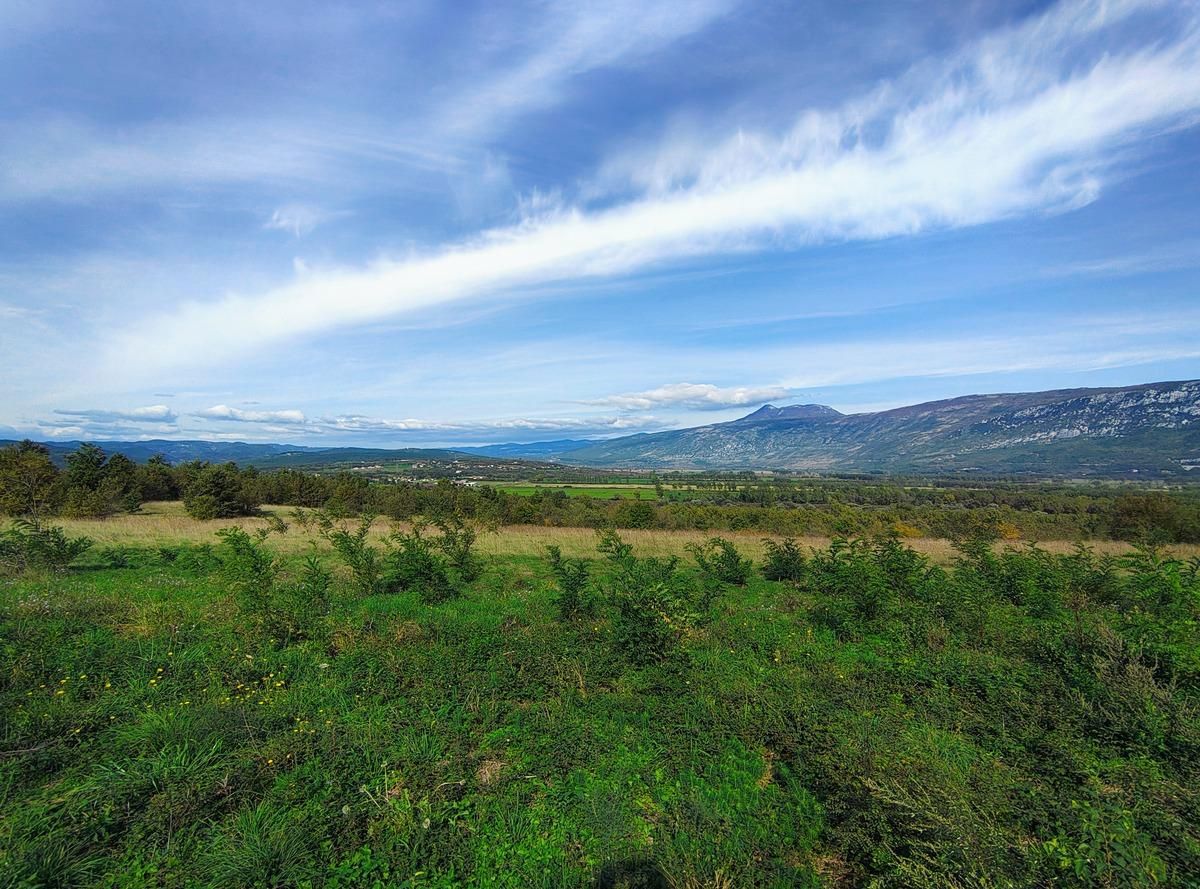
[736,403,843,423]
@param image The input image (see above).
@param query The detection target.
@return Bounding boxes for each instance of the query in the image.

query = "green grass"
[2,529,1198,886]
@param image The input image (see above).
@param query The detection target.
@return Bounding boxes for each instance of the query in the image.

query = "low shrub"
[598,531,701,664]
[546,544,592,619]
[322,514,385,597]
[433,514,484,584]
[384,525,456,604]
[217,526,330,642]
[687,536,752,586]
[761,537,807,583]
[0,519,92,573]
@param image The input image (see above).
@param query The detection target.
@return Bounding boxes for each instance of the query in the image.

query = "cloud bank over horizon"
[3,0,1199,446]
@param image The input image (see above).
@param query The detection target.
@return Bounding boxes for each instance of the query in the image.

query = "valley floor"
[50,501,1200,563]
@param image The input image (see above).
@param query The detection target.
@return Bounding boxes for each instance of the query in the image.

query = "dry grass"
[49,501,1200,564]
[475,759,506,787]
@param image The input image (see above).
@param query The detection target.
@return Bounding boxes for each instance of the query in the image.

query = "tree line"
[2,440,1199,541]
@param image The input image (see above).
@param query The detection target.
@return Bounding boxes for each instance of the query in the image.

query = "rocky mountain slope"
[558,380,1200,477]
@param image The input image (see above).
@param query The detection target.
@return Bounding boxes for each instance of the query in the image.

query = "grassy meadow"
[2,507,1199,887]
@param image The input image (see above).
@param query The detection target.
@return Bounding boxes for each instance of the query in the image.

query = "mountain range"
[475,380,1200,477]
[5,380,1198,479]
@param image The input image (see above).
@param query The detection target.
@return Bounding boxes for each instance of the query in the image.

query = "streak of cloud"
[104,0,1200,383]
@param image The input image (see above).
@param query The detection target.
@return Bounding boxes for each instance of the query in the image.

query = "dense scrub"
[2,521,1198,886]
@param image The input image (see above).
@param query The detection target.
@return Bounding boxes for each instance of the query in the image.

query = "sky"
[2,0,1199,447]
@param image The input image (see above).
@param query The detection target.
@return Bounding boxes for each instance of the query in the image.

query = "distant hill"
[0,439,470,468]
[556,380,1200,477]
[0,439,308,466]
[454,439,596,458]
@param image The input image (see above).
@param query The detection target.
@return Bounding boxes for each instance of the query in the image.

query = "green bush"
[320,512,481,604]
[596,528,633,561]
[322,514,385,596]
[1042,798,1167,887]
[183,463,260,519]
[599,532,699,664]
[806,537,896,632]
[546,544,592,619]
[384,525,456,604]
[687,535,752,585]
[0,519,92,573]
[216,526,330,642]
[761,536,807,583]
[4,506,1199,886]
[433,514,484,584]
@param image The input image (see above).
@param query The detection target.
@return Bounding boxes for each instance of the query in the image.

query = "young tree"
[60,443,144,517]
[65,443,108,492]
[183,463,261,519]
[103,453,142,512]
[0,441,62,519]
[135,454,180,501]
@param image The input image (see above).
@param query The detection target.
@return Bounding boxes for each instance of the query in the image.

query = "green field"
[2,518,1198,887]
[492,484,660,500]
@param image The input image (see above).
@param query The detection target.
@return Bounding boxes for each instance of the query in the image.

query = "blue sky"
[2,0,1199,446]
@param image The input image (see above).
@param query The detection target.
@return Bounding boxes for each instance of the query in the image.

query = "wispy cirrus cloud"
[102,0,1200,383]
[436,0,734,139]
[265,204,332,238]
[6,1,1200,445]
[1042,241,1200,279]
[0,2,732,205]
[585,383,789,411]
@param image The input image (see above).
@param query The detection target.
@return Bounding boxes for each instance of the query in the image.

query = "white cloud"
[54,405,177,423]
[0,116,322,202]
[318,414,656,436]
[42,425,85,438]
[20,309,1200,444]
[195,405,307,424]
[102,0,1200,382]
[29,405,181,441]
[585,382,789,410]
[0,301,39,319]
[182,404,664,441]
